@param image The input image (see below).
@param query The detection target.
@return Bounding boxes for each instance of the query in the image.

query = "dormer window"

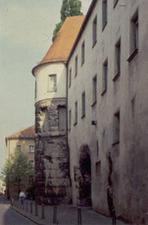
[48,74,57,92]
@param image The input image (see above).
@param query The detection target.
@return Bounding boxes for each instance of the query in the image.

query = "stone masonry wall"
[35,98,71,205]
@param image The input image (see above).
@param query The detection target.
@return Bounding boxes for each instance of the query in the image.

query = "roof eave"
[32,60,67,76]
[67,0,98,64]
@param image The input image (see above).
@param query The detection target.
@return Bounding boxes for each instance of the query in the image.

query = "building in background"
[5,125,35,198]
[6,125,35,167]
[32,0,148,224]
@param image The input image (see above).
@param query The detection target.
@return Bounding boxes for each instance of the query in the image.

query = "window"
[102,59,108,94]
[69,110,71,130]
[97,140,99,157]
[102,0,107,30]
[29,160,34,168]
[114,0,119,8]
[113,38,121,81]
[81,41,85,65]
[96,161,101,177]
[92,15,97,47]
[69,68,72,88]
[128,10,138,62]
[17,145,21,152]
[82,92,85,118]
[48,74,57,92]
[113,111,120,144]
[92,75,97,105]
[75,56,78,77]
[29,145,34,153]
[58,106,66,132]
[74,101,78,125]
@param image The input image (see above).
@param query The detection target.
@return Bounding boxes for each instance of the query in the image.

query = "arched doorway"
[79,145,91,206]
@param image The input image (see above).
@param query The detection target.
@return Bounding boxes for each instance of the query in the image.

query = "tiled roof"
[32,15,85,74]
[6,125,35,139]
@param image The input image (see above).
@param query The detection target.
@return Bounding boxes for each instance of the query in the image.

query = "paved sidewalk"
[10,201,132,225]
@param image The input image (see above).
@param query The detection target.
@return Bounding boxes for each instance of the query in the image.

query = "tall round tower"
[32,16,85,204]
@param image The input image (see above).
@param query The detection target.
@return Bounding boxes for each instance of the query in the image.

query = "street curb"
[10,206,43,225]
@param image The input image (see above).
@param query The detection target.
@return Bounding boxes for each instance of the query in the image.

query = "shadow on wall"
[74,144,92,206]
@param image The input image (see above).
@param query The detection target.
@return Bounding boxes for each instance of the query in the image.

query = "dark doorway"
[79,145,91,206]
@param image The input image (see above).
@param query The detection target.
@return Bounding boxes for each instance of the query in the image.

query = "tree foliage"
[52,0,83,42]
[1,149,34,198]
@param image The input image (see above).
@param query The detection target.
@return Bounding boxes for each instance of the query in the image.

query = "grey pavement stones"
[10,201,132,225]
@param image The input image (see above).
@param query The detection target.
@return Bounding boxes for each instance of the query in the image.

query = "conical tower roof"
[32,15,85,75]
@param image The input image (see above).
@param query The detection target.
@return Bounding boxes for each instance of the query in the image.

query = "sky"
[0,0,92,171]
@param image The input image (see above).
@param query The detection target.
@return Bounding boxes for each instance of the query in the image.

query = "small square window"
[102,0,107,30]
[92,15,97,47]
[29,145,34,153]
[82,92,86,118]
[29,160,34,168]
[48,74,57,92]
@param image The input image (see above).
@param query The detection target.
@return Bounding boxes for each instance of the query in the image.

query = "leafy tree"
[1,149,34,199]
[52,0,83,42]
[60,0,83,22]
[52,22,63,42]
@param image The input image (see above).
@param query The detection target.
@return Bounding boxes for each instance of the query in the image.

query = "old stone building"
[67,0,148,224]
[32,16,85,204]
[32,0,148,224]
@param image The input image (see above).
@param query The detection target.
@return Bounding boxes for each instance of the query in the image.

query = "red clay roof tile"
[40,15,85,65]
[6,125,35,139]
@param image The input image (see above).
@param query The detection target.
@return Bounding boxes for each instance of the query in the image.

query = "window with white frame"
[48,74,57,92]
[92,75,97,105]
[102,0,107,30]
[75,56,78,77]
[17,145,21,152]
[29,145,34,153]
[82,92,85,118]
[81,41,85,65]
[102,59,108,94]
[92,15,97,47]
